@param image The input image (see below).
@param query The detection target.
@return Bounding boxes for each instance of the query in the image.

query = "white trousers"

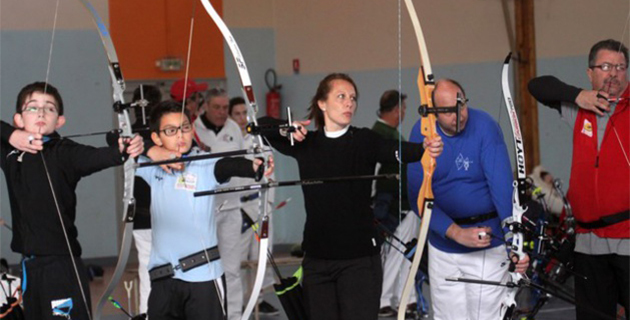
[428,243,509,320]
[216,207,246,320]
[217,204,274,320]
[380,212,418,308]
[132,229,152,315]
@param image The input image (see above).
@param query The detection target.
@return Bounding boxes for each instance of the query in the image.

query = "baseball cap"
[170,78,209,102]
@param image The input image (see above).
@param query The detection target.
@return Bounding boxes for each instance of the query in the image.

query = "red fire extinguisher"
[265,69,282,118]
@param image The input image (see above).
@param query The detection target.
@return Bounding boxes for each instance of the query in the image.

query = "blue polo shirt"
[136,148,223,282]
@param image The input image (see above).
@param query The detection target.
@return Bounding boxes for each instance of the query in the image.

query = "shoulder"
[469,108,497,125]
[225,118,241,131]
[371,121,384,131]
[469,108,501,132]
[193,116,207,131]
[54,137,94,152]
[352,126,378,138]
[352,127,387,144]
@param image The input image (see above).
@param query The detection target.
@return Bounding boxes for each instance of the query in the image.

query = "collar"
[324,125,349,138]
[200,113,223,134]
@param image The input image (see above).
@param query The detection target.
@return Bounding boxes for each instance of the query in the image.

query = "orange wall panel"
[109,0,225,80]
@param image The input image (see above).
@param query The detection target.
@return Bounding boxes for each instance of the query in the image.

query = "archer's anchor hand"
[9,129,43,154]
[119,134,144,159]
[576,89,611,116]
[147,145,184,174]
[423,135,443,158]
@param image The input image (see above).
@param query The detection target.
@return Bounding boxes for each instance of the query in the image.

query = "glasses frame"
[21,105,58,115]
[159,123,193,137]
[589,63,627,72]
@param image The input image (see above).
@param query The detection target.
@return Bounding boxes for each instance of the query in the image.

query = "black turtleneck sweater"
[260,118,425,259]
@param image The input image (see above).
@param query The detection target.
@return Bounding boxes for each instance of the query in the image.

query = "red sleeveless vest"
[567,86,630,238]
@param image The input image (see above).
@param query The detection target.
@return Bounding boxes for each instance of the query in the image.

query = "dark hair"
[378,90,407,115]
[307,73,359,130]
[432,78,466,107]
[16,82,64,115]
[132,85,163,121]
[149,100,190,133]
[589,39,629,67]
[229,97,246,116]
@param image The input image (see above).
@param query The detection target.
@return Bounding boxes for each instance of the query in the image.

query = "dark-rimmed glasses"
[159,123,193,136]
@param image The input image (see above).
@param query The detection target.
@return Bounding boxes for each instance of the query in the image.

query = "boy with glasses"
[0,81,144,320]
[137,100,272,319]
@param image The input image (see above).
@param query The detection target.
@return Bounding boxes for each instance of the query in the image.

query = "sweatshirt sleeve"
[407,121,424,215]
[257,116,299,157]
[369,129,424,165]
[0,121,16,170]
[59,139,126,179]
[480,121,513,234]
[214,157,257,184]
[528,76,583,113]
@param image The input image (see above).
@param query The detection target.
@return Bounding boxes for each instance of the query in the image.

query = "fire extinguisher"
[265,69,282,118]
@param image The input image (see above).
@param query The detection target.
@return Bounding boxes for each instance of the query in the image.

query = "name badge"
[581,119,593,138]
[175,173,198,191]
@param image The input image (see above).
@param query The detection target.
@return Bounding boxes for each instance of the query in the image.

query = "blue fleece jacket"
[407,108,513,253]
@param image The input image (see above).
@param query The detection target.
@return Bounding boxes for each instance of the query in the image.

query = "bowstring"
[180,2,225,304]
[41,0,92,318]
[607,7,630,167]
[179,0,198,139]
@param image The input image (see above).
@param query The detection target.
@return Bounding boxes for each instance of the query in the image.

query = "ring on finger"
[28,135,34,144]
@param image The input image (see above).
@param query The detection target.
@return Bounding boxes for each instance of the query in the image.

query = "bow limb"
[397,1,438,319]
[74,2,136,319]
[199,1,270,319]
[499,52,527,320]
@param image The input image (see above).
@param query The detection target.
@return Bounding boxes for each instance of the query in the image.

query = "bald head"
[433,79,469,135]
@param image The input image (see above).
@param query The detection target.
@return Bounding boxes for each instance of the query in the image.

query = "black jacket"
[1,121,125,256]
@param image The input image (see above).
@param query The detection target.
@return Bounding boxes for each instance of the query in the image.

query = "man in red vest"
[529,39,629,320]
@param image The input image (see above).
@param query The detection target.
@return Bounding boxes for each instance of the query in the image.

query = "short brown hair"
[16,82,64,115]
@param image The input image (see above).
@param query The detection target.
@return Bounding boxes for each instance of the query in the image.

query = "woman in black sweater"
[261,73,442,320]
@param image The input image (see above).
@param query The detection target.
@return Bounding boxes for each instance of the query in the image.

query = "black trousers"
[575,252,629,320]
[148,276,226,320]
[303,254,382,320]
[22,255,91,320]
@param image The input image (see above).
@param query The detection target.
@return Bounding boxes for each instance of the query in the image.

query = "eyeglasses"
[589,63,627,72]
[159,123,193,136]
[22,105,58,115]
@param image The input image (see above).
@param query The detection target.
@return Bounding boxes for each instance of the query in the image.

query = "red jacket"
[567,86,630,238]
